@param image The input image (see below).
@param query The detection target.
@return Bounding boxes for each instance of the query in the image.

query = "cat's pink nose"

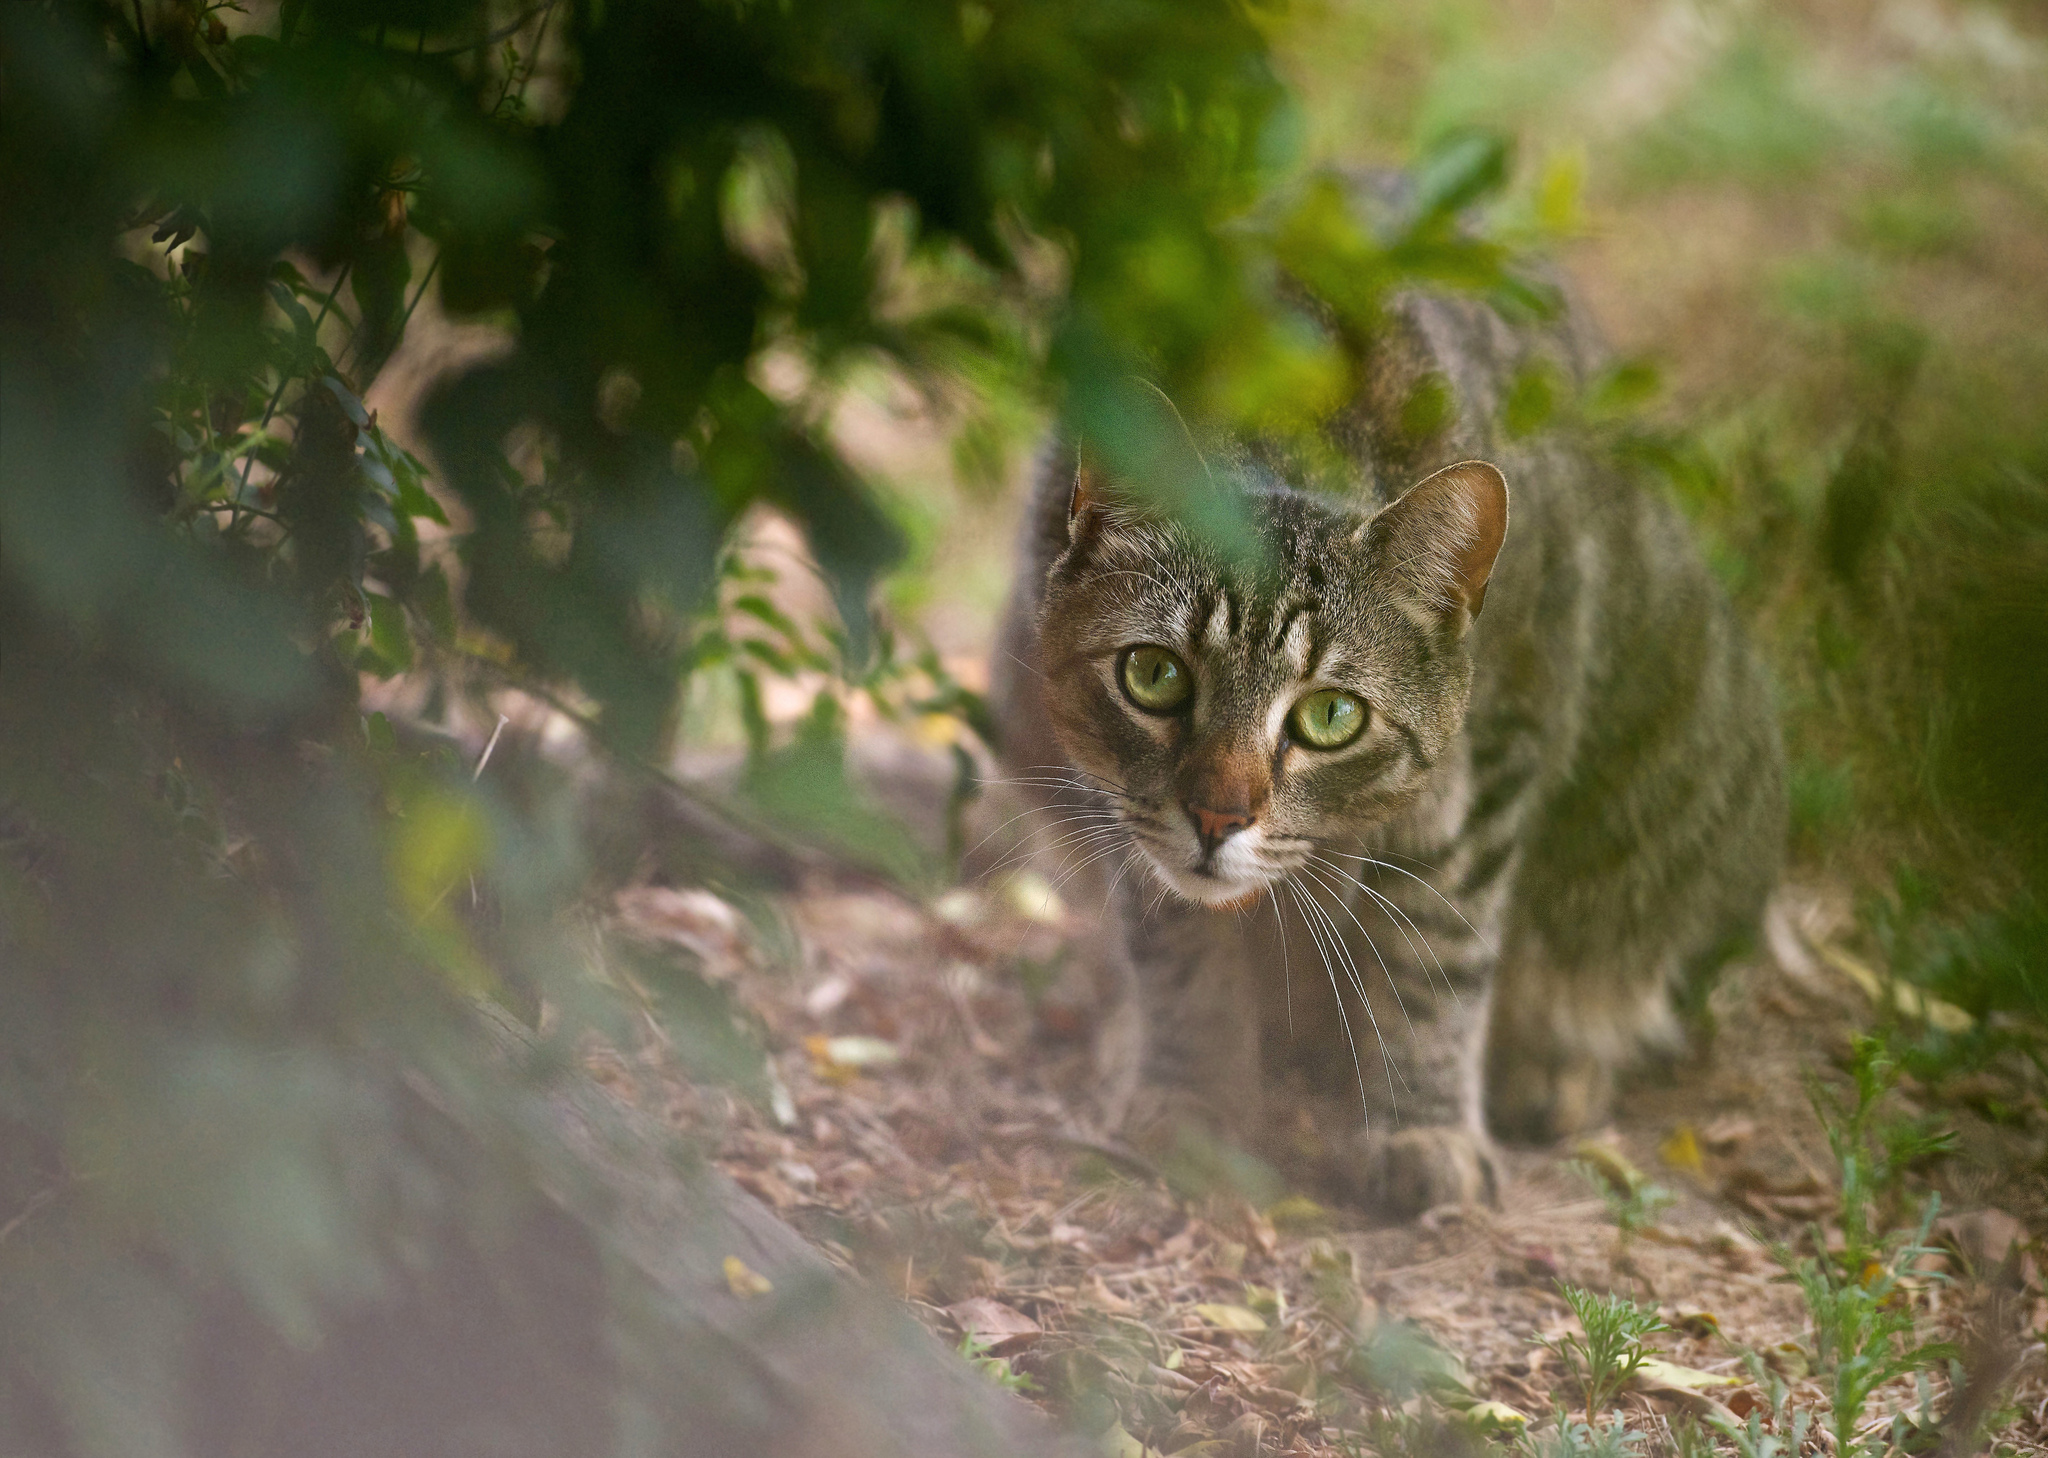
[1186,802,1254,844]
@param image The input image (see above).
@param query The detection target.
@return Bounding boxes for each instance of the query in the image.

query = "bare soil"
[593,760,2048,1458]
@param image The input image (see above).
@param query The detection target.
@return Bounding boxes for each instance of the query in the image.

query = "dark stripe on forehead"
[1271,599,1316,654]
[1302,620,1326,680]
[1189,585,1217,648]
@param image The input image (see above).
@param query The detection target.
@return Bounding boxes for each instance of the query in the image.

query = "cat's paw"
[1485,1046,1613,1145]
[1342,1125,1499,1221]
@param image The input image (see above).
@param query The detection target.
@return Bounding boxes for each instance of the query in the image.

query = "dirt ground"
[583,735,2048,1458]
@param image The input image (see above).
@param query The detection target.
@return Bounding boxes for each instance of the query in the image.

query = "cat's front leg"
[1270,854,1505,1219]
[1110,892,1267,1163]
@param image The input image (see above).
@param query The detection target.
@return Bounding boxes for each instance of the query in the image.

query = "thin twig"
[419,0,559,58]
[471,712,511,781]
[236,261,354,493]
[338,251,440,387]
[198,499,289,527]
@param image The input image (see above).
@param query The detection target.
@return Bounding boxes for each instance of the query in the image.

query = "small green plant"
[1574,1158,1677,1244]
[957,1332,1040,1394]
[1517,1409,1644,1458]
[1537,1283,1669,1424]
[1664,1415,1716,1458]
[1809,1035,1957,1275]
[1705,1352,1812,1458]
[1781,1205,1956,1458]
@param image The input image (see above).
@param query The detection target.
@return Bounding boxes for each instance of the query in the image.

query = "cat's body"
[990,260,1785,1216]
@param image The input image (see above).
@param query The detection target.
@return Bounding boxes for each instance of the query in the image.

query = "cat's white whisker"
[1047,839,1140,899]
[1308,853,1455,1011]
[1030,825,1133,877]
[986,767,1132,796]
[963,799,1119,863]
[1294,874,1405,1105]
[1102,848,1145,915]
[1322,849,1495,956]
[1266,882,1293,1040]
[1299,861,1425,1058]
[977,816,1125,880]
[1285,880,1369,1123]
[1007,763,1132,793]
[1024,835,1135,907]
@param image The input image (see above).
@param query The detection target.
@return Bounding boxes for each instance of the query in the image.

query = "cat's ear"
[1360,460,1509,623]
[1068,458,1110,526]
[1066,454,1145,539]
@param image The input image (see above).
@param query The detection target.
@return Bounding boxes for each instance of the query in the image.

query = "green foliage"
[1704,1354,1812,1458]
[0,0,1559,1446]
[1536,1283,1668,1424]
[1572,1158,1675,1245]
[0,0,1549,1451]
[1516,1410,1644,1458]
[1349,1318,1478,1407]
[957,1333,1040,1394]
[1779,1204,1956,1458]
[1807,1036,1956,1274]
[1871,877,2048,1081]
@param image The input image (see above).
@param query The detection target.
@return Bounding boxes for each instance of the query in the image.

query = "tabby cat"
[989,248,1786,1218]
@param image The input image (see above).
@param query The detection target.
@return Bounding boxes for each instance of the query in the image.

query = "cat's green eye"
[1120,645,1192,713]
[1288,688,1368,749]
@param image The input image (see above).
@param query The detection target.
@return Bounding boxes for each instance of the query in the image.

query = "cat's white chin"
[1151,862,1274,911]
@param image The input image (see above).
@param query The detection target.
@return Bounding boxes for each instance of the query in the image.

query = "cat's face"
[1035,460,1507,908]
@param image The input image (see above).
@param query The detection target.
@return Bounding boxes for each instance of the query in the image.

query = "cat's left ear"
[1066,454,1153,539]
[1068,458,1110,525]
[1359,460,1510,624]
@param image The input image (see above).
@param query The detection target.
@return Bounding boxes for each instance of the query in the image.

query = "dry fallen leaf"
[614,885,746,971]
[1633,1358,1739,1391]
[1815,941,1973,1033]
[1762,1341,1810,1381]
[1574,1140,1648,1195]
[1668,1309,1722,1338]
[928,887,987,928]
[723,1255,773,1298]
[1000,870,1067,925]
[1459,1399,1532,1436]
[1632,1358,1743,1427]
[1699,1115,1756,1152]
[803,1032,902,1083]
[945,1297,1042,1355]
[1722,1165,1833,1223]
[1193,1303,1268,1334]
[1264,1194,1332,1234]
[1098,1422,1150,1458]
[1658,1124,1705,1177]
[1243,1283,1285,1323]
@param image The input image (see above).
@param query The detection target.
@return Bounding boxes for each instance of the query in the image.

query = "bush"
[0,1,1532,1452]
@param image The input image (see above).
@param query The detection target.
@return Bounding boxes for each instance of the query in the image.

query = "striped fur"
[990,275,1785,1218]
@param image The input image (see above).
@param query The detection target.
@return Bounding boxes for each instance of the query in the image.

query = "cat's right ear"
[1360,459,1510,626]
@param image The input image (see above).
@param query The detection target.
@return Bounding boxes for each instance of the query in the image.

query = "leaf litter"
[604,871,2048,1456]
